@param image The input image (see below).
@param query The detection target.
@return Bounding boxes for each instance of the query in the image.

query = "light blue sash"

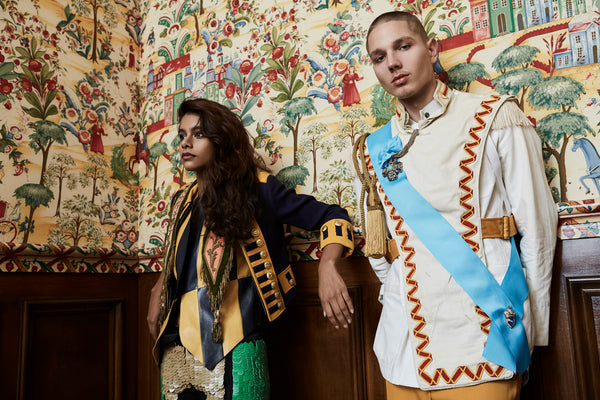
[367,121,530,374]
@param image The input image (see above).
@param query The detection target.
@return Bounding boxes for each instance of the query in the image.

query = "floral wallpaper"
[1,0,599,273]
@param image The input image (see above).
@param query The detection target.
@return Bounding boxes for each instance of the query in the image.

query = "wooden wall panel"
[0,274,139,400]
[20,299,123,400]
[268,257,386,400]
[522,237,600,400]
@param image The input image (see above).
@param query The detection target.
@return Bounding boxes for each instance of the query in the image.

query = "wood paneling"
[268,256,386,400]
[20,299,123,400]
[522,237,600,400]
[0,273,141,400]
[3,237,598,400]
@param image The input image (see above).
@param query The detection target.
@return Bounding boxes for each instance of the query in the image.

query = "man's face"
[367,20,438,110]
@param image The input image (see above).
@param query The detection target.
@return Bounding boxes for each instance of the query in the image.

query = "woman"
[147,98,355,400]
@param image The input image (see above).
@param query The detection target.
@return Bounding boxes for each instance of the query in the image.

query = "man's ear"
[428,38,439,63]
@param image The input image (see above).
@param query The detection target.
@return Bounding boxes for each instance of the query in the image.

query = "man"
[353,11,557,399]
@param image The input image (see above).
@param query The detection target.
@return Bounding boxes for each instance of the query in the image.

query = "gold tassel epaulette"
[491,98,533,130]
[352,133,387,258]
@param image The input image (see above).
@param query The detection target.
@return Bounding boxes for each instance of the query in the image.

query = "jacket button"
[271,282,277,289]
[256,239,264,247]
[252,229,260,237]
[260,251,267,258]
[274,292,280,298]
[289,278,296,286]
[264,261,272,268]
[266,272,274,279]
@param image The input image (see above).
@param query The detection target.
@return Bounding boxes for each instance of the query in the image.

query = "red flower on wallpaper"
[223,21,234,37]
[272,46,284,60]
[250,81,262,96]
[0,79,13,95]
[239,59,253,75]
[78,129,91,144]
[225,82,236,99]
[208,40,219,54]
[20,78,33,92]
[327,86,342,103]
[46,78,57,91]
[289,55,299,68]
[267,69,278,82]
[79,82,93,102]
[28,59,42,73]
[85,109,99,123]
[340,31,350,41]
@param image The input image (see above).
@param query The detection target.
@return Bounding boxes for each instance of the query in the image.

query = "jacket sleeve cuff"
[320,219,354,258]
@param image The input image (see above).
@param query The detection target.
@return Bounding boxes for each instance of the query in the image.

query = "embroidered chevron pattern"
[364,136,505,387]
[458,95,502,336]
[475,305,491,335]
[458,95,501,253]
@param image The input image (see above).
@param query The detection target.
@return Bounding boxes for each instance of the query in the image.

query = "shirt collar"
[393,80,452,134]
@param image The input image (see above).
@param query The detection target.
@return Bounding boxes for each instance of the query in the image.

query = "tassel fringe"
[491,99,532,130]
[353,134,387,259]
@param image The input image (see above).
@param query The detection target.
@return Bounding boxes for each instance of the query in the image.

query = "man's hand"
[147,271,164,341]
[318,243,354,328]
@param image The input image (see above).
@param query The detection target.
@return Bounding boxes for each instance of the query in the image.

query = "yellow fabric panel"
[179,290,204,363]
[257,171,270,183]
[235,250,251,279]
[221,279,244,356]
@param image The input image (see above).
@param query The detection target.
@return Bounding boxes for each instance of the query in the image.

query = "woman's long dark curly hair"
[177,98,266,244]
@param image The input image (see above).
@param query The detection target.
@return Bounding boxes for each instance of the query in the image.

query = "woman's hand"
[318,244,354,328]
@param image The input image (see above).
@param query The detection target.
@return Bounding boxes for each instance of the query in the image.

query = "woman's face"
[178,113,215,175]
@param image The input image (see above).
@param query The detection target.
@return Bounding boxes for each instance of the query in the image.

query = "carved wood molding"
[565,275,600,400]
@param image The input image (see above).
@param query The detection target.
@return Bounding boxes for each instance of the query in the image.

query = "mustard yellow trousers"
[386,377,520,400]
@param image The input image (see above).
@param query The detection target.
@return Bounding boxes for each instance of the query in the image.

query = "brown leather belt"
[386,215,517,263]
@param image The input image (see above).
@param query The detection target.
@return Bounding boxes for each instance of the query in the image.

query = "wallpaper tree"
[80,153,110,204]
[298,121,332,193]
[70,0,117,62]
[48,193,103,247]
[529,76,595,202]
[45,152,77,216]
[14,183,53,243]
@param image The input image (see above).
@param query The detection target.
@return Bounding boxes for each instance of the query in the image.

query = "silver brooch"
[504,306,516,329]
[382,153,403,181]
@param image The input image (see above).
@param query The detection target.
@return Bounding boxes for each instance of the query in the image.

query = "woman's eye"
[178,134,185,141]
[193,131,203,138]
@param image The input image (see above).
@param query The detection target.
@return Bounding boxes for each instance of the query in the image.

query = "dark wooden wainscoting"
[2,237,598,399]
[268,256,385,400]
[0,273,160,400]
[521,237,600,400]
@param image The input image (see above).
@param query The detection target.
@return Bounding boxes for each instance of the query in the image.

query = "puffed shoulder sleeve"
[259,172,354,257]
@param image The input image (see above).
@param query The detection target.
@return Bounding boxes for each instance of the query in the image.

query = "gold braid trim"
[352,133,387,258]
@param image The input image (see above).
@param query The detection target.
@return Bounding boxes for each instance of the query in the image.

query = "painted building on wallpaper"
[489,0,515,36]
[555,0,588,18]
[554,13,600,69]
[147,54,192,133]
[204,53,235,104]
[468,0,590,44]
[471,0,491,41]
